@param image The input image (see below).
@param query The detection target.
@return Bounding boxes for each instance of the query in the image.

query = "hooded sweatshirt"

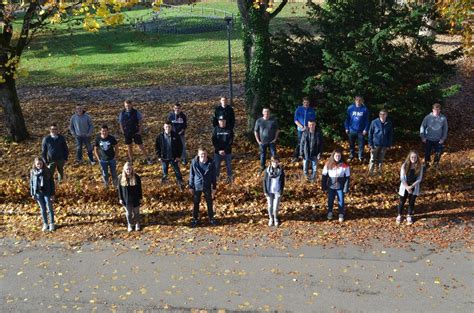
[70,112,93,137]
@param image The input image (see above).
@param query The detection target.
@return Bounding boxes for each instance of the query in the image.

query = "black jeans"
[193,189,214,220]
[397,191,417,215]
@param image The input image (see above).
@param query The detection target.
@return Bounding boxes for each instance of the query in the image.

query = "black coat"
[118,174,142,207]
[188,156,217,191]
[155,131,183,160]
[299,129,323,159]
[212,126,234,154]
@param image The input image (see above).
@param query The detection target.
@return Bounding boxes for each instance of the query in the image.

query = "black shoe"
[210,218,218,226]
[191,219,199,228]
[177,182,184,192]
[181,159,187,166]
[348,155,354,161]
[161,177,168,183]
[358,157,365,162]
[291,157,298,163]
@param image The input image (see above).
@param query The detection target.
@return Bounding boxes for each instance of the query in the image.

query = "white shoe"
[327,212,333,220]
[274,218,279,227]
[396,215,402,224]
[42,224,48,232]
[135,223,141,231]
[406,215,413,225]
[49,223,55,231]
[127,224,133,232]
[338,214,344,222]
[268,218,273,226]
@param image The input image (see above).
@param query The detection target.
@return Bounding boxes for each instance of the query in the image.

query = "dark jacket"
[188,156,217,191]
[155,131,183,160]
[167,112,187,134]
[120,108,139,135]
[118,174,142,207]
[41,134,69,162]
[212,126,234,154]
[212,105,235,129]
[30,168,55,197]
[368,118,393,148]
[299,129,323,159]
[263,166,285,195]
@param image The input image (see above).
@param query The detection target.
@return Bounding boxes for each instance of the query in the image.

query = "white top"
[398,163,423,196]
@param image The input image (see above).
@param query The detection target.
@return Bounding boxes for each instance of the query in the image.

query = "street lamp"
[224,15,233,105]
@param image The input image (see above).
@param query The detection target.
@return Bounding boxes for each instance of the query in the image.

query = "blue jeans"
[327,189,345,215]
[162,160,183,182]
[75,136,94,162]
[259,143,277,169]
[35,193,54,225]
[99,159,118,186]
[348,132,365,159]
[303,157,318,180]
[424,140,443,163]
[214,153,232,178]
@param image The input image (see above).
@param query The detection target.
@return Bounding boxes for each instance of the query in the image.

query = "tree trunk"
[0,77,29,141]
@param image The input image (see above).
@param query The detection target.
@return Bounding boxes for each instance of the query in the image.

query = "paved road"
[1,238,472,312]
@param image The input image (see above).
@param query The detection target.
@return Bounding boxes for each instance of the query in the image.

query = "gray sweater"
[70,113,93,137]
[420,113,448,142]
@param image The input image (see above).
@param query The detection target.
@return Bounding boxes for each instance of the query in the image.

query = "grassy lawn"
[18,1,311,88]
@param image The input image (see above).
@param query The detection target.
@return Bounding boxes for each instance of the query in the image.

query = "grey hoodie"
[70,113,93,137]
[420,113,448,142]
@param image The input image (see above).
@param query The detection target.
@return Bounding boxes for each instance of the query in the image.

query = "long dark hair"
[325,149,345,169]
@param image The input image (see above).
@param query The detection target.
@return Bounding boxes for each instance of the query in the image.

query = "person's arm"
[280,168,285,194]
[211,128,218,148]
[93,144,100,162]
[87,115,93,137]
[175,133,183,161]
[228,129,234,148]
[272,129,280,143]
[63,136,69,161]
[262,170,268,196]
[137,175,143,202]
[363,108,370,134]
[321,165,328,191]
[155,135,161,159]
[29,171,34,197]
[49,172,56,197]
[41,137,48,163]
[299,132,305,157]
[117,176,124,203]
[420,116,428,142]
[254,120,261,144]
[440,116,448,143]
[188,161,195,191]
[182,113,187,133]
[69,116,76,137]
[112,137,119,160]
[388,121,394,148]
[343,166,350,193]
[411,166,423,188]
[400,165,409,189]
[230,107,236,130]
[317,131,323,158]
[212,107,218,127]
[294,108,304,129]
[118,113,125,135]
[368,121,374,148]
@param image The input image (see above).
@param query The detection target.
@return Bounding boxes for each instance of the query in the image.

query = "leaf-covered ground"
[1,63,472,252]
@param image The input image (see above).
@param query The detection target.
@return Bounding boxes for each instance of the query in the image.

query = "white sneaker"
[135,223,141,231]
[90,161,96,166]
[396,215,402,224]
[274,218,279,227]
[42,224,48,232]
[268,218,273,226]
[49,223,55,231]
[338,214,344,222]
[406,215,413,225]
[127,224,133,232]
[327,212,333,220]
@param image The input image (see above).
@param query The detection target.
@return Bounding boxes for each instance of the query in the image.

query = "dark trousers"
[397,191,417,216]
[424,140,443,164]
[259,143,277,169]
[162,159,183,182]
[348,132,365,159]
[193,189,214,220]
[293,130,303,158]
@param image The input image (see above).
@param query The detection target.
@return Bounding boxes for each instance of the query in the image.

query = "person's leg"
[397,191,408,216]
[327,189,336,216]
[259,143,267,170]
[424,140,434,164]
[407,194,417,216]
[170,160,183,184]
[224,153,233,179]
[133,206,141,226]
[273,193,281,224]
[269,142,277,157]
[378,147,387,173]
[99,160,109,186]
[303,159,309,178]
[310,157,318,181]
[75,136,83,162]
[35,194,48,226]
[180,133,187,161]
[56,159,65,183]
[192,191,202,220]
[293,130,302,159]
[348,133,357,158]
[214,153,223,179]
[161,160,169,180]
[109,159,118,186]
[84,137,95,162]
[126,144,133,161]
[48,162,57,181]
[369,147,378,174]
[204,189,214,220]
[433,142,444,165]
[336,189,345,216]
[44,195,55,226]
[124,204,133,227]
[357,132,365,160]
[266,194,274,222]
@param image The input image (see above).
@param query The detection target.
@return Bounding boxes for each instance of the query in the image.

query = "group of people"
[30,96,448,231]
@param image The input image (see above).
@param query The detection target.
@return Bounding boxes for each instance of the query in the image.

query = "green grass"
[17,1,310,88]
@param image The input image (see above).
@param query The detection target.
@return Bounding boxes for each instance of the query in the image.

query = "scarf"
[32,168,44,188]
[267,165,282,178]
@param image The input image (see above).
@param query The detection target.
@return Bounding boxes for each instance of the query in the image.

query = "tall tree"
[237,0,288,133]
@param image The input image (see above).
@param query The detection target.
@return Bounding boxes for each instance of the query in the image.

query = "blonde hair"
[403,150,422,176]
[120,162,137,186]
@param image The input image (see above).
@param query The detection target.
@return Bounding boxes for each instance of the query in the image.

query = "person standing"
[396,151,423,225]
[118,99,152,164]
[344,96,370,161]
[41,124,69,183]
[263,156,285,227]
[212,117,234,183]
[69,104,95,165]
[321,150,350,222]
[420,103,448,168]
[254,108,280,172]
[118,162,143,232]
[188,148,217,227]
[155,121,184,190]
[299,120,323,182]
[30,157,56,232]
[94,125,119,188]
[368,109,393,175]
[212,96,235,130]
[292,97,316,162]
[168,102,188,165]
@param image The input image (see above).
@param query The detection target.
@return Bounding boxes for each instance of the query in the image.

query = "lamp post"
[224,15,233,105]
